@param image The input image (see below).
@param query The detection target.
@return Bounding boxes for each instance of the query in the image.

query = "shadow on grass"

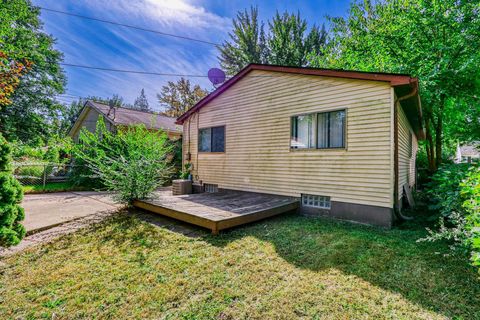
[126,207,479,318]
[196,212,480,319]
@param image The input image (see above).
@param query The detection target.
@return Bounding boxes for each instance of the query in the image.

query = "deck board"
[133,188,299,234]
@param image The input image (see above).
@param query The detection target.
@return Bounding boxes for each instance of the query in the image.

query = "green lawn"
[22,181,88,194]
[1,212,479,319]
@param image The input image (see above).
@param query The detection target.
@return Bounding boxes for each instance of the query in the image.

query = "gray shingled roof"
[89,101,182,133]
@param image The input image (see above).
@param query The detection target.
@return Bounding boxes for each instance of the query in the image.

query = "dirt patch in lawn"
[0,210,118,258]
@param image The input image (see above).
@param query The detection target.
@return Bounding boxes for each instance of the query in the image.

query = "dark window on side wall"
[198,126,225,152]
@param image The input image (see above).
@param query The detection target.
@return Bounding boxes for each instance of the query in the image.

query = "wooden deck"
[133,188,299,234]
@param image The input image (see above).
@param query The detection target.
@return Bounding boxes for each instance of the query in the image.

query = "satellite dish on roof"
[208,68,226,87]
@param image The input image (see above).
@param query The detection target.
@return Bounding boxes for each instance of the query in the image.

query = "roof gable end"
[176,63,418,125]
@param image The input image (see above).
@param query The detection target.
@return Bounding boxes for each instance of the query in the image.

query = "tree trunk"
[435,113,443,168]
[435,96,446,168]
[424,114,436,172]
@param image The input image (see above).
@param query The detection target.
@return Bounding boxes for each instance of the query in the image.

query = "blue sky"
[32,0,351,111]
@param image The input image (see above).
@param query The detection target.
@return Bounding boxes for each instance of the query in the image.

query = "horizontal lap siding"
[397,104,417,200]
[183,70,394,208]
[72,108,113,142]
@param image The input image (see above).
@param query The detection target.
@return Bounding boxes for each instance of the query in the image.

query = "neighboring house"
[68,100,182,141]
[455,142,480,163]
[176,64,424,228]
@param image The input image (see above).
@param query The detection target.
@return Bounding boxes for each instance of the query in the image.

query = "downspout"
[188,117,191,159]
[393,82,418,221]
[196,112,200,181]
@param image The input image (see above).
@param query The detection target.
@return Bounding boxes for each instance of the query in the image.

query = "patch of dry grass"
[0,212,479,319]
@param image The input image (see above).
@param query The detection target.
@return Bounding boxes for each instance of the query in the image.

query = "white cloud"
[83,0,230,31]
[35,0,229,110]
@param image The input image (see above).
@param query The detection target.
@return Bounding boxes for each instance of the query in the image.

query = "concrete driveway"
[22,191,123,234]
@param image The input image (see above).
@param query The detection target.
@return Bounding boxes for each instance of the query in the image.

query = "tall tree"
[218,7,327,74]
[133,88,150,111]
[157,78,208,117]
[268,11,326,66]
[218,6,268,75]
[0,0,66,144]
[310,0,480,171]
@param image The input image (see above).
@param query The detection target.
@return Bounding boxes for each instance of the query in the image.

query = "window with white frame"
[301,194,331,209]
[291,114,316,148]
[291,110,346,149]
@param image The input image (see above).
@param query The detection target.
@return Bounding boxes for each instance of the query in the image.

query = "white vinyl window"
[301,194,331,209]
[291,110,346,149]
[291,114,316,149]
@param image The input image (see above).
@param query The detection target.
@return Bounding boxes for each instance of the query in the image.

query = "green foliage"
[422,163,480,272]
[22,181,86,194]
[218,6,327,74]
[15,165,43,178]
[157,78,208,117]
[0,133,25,247]
[74,118,174,204]
[267,11,326,66]
[218,6,268,74]
[461,166,480,267]
[311,0,480,170]
[58,95,129,135]
[12,143,44,161]
[12,136,73,163]
[179,162,192,180]
[0,0,66,144]
[167,138,183,180]
[133,88,150,111]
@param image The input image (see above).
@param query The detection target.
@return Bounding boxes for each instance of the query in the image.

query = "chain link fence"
[13,163,82,190]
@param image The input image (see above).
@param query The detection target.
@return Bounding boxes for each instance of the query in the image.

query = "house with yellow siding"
[176,64,423,227]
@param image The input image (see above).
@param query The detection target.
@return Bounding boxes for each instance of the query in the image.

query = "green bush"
[422,163,480,272]
[15,165,44,178]
[74,118,174,205]
[12,142,44,161]
[461,166,480,268]
[67,159,103,189]
[167,138,183,181]
[12,136,73,164]
[0,134,26,247]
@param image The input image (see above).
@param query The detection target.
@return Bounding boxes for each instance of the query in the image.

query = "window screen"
[198,128,211,152]
[212,126,225,152]
[291,110,346,149]
[291,114,316,149]
[317,110,345,149]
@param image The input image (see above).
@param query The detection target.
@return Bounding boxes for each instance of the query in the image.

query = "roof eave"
[176,63,419,124]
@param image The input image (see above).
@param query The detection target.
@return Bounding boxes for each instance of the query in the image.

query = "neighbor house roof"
[176,63,424,139]
[72,100,182,135]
